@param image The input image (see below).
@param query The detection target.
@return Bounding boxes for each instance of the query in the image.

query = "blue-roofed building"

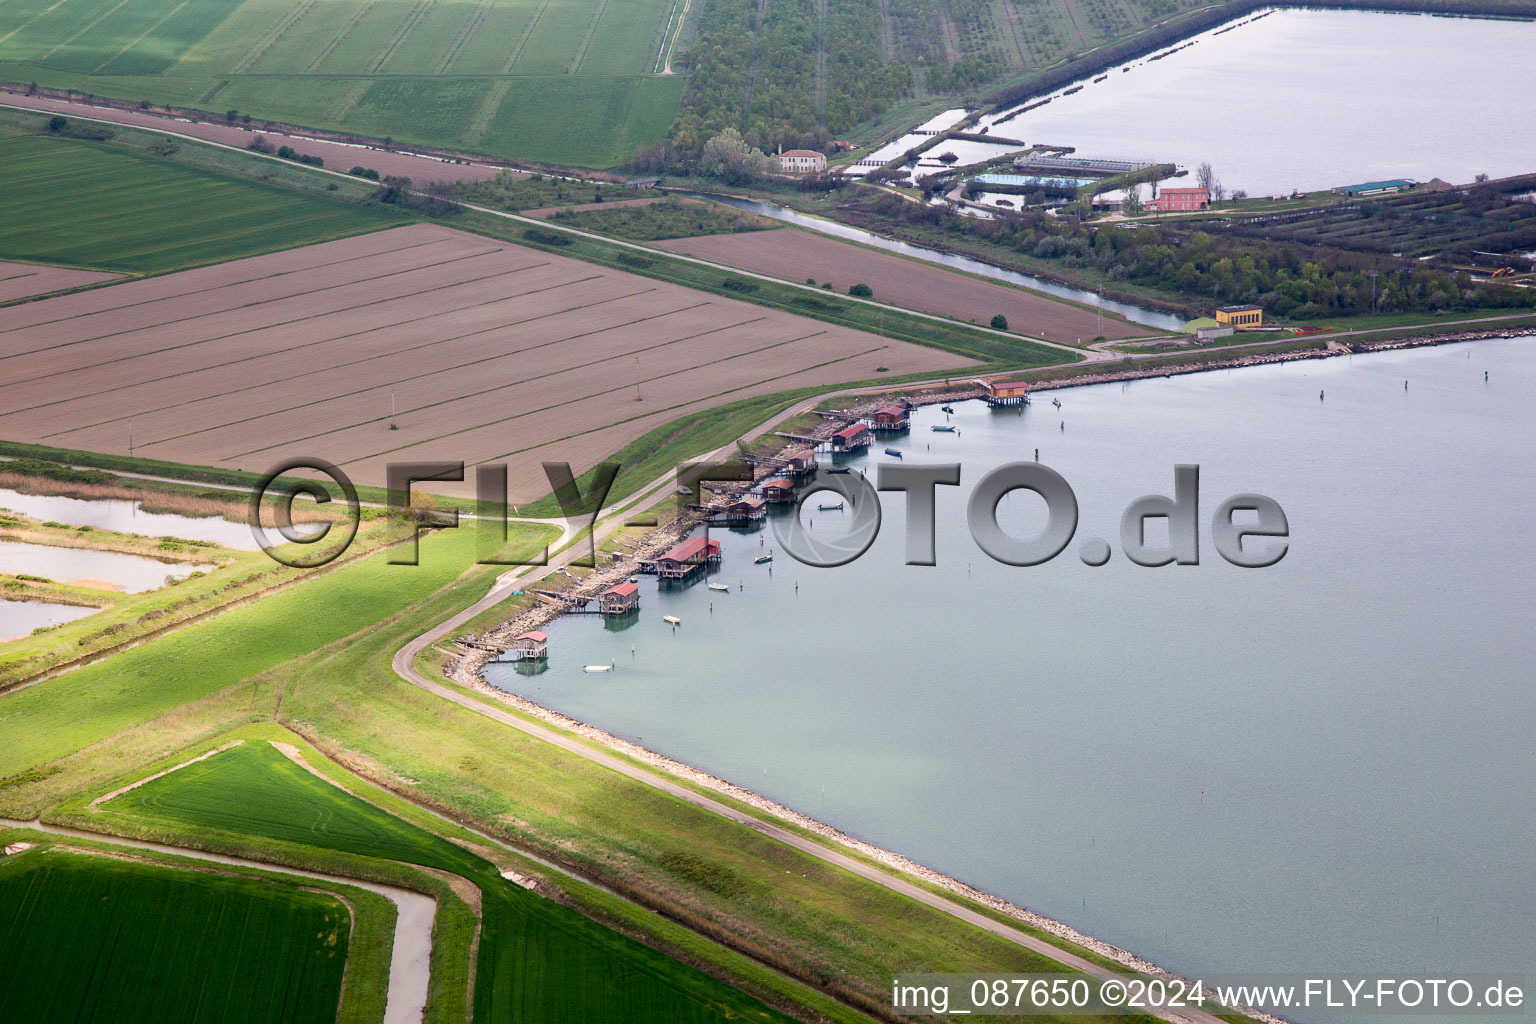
[973,173,1095,190]
[1333,179,1415,197]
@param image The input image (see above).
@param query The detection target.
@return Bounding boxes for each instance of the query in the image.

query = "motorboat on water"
[817,501,844,511]
[885,448,902,458]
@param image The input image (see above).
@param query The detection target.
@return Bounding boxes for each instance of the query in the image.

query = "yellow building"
[1214,304,1263,329]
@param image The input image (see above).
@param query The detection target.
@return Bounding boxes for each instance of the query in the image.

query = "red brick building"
[1146,187,1209,212]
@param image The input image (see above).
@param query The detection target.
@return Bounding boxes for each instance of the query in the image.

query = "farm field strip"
[0,261,121,302]
[10,271,620,433]
[0,0,682,165]
[0,132,398,274]
[140,321,863,467]
[0,821,433,1024]
[2,224,972,499]
[1,93,507,183]
[111,299,745,448]
[89,739,802,1024]
[0,224,461,332]
[0,238,512,363]
[216,322,846,462]
[0,845,354,1024]
[655,228,1148,344]
[26,286,704,442]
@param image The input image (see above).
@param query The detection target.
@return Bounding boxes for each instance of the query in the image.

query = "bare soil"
[654,228,1147,344]
[0,261,121,302]
[1,224,973,500]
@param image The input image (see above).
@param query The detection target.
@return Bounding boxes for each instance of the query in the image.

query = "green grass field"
[0,848,349,1023]
[0,130,395,273]
[0,523,554,783]
[105,740,798,1024]
[0,0,684,165]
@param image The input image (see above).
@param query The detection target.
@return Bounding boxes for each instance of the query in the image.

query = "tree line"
[861,192,1536,318]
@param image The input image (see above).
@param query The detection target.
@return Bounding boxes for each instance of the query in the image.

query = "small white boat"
[663,615,682,626]
[753,553,773,564]
[584,662,615,672]
[707,582,730,592]
[932,425,956,433]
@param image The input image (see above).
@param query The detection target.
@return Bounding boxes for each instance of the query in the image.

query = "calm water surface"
[0,540,212,592]
[490,336,1536,994]
[981,9,1536,194]
[0,488,260,549]
[0,599,95,641]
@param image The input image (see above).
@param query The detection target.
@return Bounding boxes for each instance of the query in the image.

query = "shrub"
[521,227,571,246]
[720,277,758,293]
[247,135,274,154]
[990,313,1009,330]
[147,138,178,157]
[349,166,381,181]
[616,253,652,268]
[848,283,873,298]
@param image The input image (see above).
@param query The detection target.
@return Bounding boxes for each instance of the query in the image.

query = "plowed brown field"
[654,229,1147,344]
[0,262,120,303]
[1,224,974,501]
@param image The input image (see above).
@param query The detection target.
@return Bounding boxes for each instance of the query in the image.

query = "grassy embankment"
[2,515,1176,1024]
[0,522,555,798]
[79,736,804,1024]
[0,458,420,691]
[268,542,1172,1023]
[545,196,776,241]
[0,845,368,1024]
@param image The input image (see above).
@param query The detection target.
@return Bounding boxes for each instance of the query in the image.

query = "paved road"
[0,817,435,1024]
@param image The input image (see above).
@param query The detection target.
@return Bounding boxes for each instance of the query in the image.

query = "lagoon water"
[489,336,1536,998]
[0,488,260,549]
[0,540,212,592]
[0,598,94,641]
[980,8,1536,195]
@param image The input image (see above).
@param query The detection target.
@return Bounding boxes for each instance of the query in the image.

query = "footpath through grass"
[0,847,350,1023]
[103,739,800,1024]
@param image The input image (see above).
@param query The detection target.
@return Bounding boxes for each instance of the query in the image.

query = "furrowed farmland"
[0,849,350,1023]
[0,223,974,501]
[0,0,685,165]
[655,228,1146,344]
